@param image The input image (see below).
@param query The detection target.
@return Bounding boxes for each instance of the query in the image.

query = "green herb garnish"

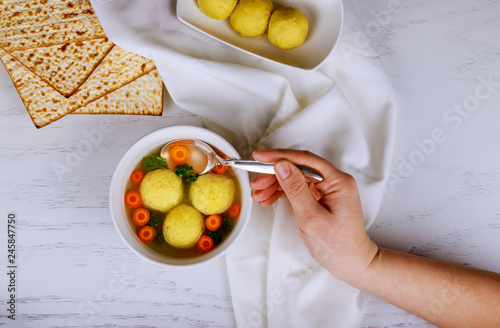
[207,217,232,246]
[146,211,163,229]
[208,230,223,245]
[154,232,164,244]
[175,163,199,183]
[146,211,164,244]
[222,217,232,235]
[143,152,167,171]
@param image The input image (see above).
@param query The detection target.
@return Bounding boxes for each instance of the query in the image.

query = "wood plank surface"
[1,0,499,327]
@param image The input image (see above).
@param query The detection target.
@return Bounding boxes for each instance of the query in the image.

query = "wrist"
[347,244,385,291]
[338,239,381,287]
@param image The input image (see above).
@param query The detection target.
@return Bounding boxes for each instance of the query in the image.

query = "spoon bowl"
[160,139,216,174]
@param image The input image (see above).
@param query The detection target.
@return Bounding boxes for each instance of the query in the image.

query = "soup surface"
[124,144,241,258]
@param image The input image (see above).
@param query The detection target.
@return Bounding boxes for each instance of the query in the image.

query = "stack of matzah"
[0,0,163,128]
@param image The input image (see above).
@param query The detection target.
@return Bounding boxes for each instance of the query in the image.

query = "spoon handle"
[220,159,323,181]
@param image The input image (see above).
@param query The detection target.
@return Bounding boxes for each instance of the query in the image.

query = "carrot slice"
[228,203,241,218]
[138,225,156,242]
[213,164,228,175]
[125,190,142,208]
[197,235,214,253]
[205,214,222,231]
[130,170,144,184]
[132,208,150,227]
[170,145,189,165]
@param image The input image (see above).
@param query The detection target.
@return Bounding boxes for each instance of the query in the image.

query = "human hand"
[250,149,379,283]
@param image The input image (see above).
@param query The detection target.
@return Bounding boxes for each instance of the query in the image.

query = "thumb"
[274,160,321,217]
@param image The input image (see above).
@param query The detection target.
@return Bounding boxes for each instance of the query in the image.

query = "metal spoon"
[160,139,323,181]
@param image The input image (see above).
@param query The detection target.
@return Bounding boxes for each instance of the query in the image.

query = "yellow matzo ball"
[230,0,274,37]
[197,0,238,20]
[139,169,183,212]
[268,7,308,50]
[163,204,204,248]
[190,173,235,215]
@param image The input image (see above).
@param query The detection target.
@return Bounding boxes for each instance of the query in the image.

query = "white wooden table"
[1,1,499,327]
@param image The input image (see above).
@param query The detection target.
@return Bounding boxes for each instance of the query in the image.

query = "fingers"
[251,173,284,206]
[250,173,277,190]
[309,183,323,201]
[256,190,286,207]
[252,179,279,201]
[253,149,343,182]
[274,160,323,217]
[251,149,353,211]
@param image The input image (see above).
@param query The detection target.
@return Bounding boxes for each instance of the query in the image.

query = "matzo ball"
[163,204,204,248]
[230,0,274,37]
[197,0,238,20]
[139,169,182,212]
[190,173,235,215]
[268,7,308,50]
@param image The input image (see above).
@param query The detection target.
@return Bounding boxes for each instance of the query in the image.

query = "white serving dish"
[177,0,344,70]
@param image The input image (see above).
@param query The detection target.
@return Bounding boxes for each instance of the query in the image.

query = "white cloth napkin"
[90,1,397,327]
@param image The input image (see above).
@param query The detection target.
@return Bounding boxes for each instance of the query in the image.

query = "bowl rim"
[109,125,252,267]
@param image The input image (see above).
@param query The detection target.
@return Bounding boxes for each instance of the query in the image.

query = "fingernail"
[276,162,291,180]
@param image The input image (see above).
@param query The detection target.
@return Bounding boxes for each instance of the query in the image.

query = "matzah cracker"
[68,45,156,109]
[0,0,105,51]
[10,38,114,97]
[1,49,161,128]
[73,69,163,115]
[0,48,75,127]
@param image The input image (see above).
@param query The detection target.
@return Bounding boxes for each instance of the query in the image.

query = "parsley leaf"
[146,211,164,244]
[222,217,232,235]
[207,217,232,246]
[153,232,164,244]
[143,153,167,171]
[175,163,199,183]
[146,211,163,229]
[208,230,223,245]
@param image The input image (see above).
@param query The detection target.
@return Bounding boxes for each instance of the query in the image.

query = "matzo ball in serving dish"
[268,6,309,50]
[197,0,238,20]
[230,0,274,37]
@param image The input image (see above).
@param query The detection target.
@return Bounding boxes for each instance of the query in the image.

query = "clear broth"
[125,144,241,258]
